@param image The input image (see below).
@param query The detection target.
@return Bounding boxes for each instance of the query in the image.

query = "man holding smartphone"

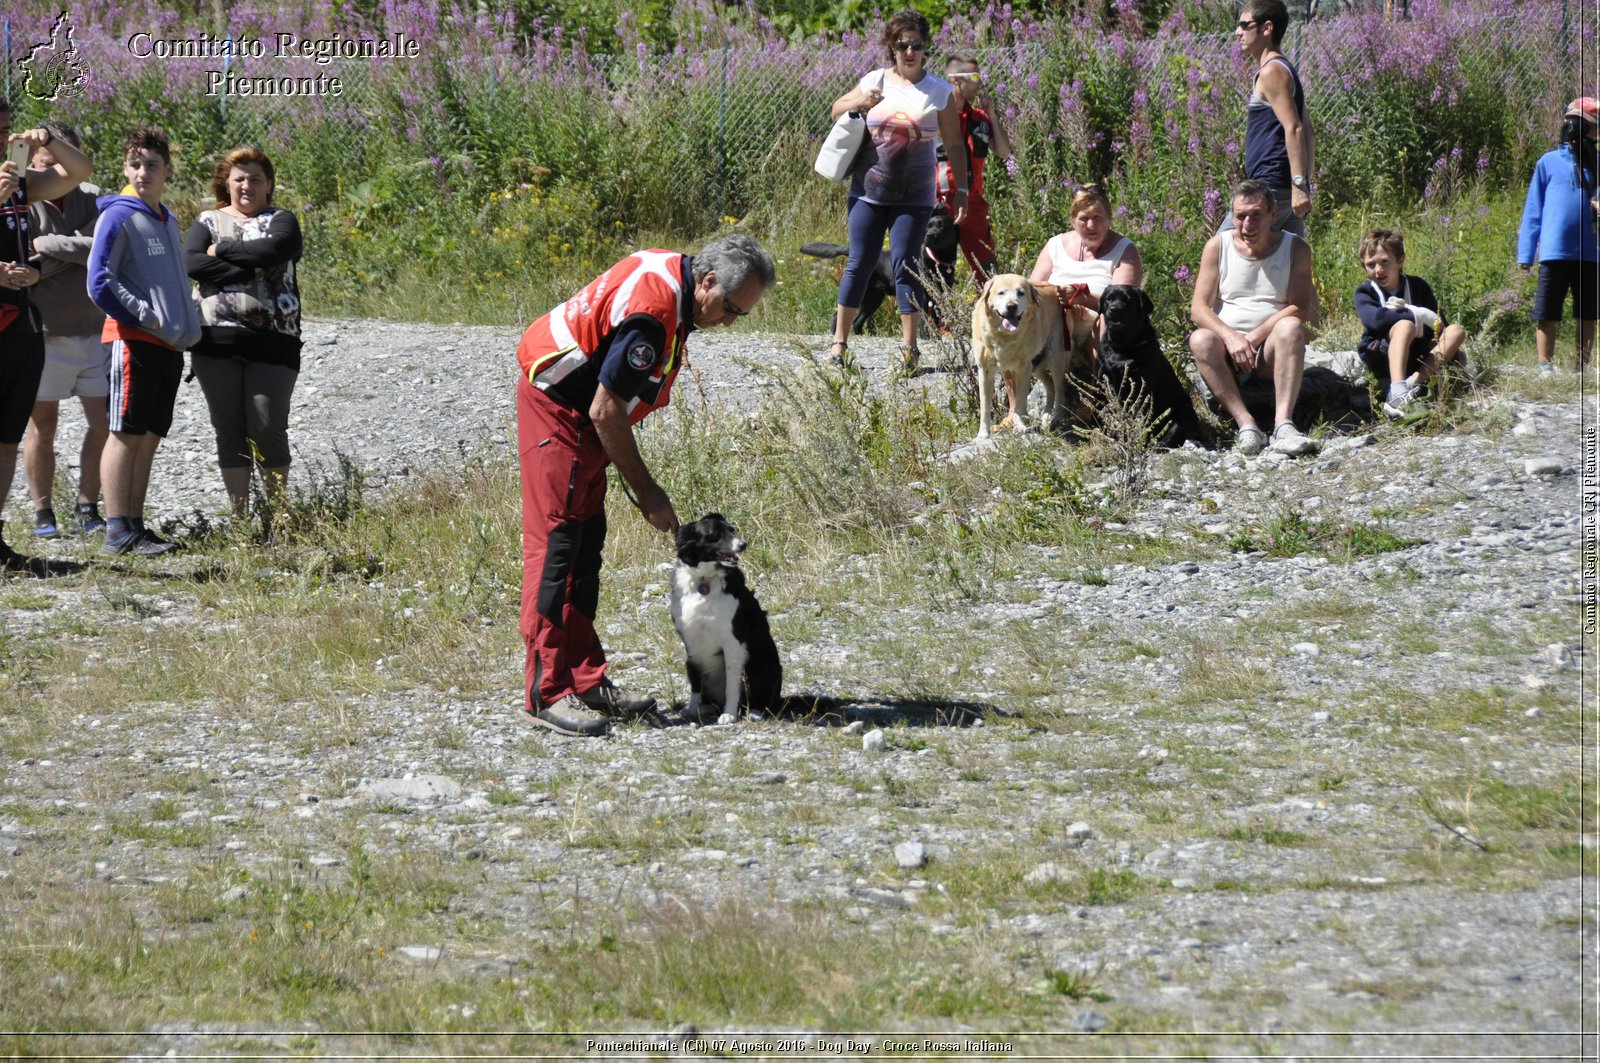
[935,53,1013,287]
[0,98,94,569]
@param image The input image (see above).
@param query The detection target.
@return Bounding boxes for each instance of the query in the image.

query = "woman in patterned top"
[185,147,303,516]
[825,9,967,373]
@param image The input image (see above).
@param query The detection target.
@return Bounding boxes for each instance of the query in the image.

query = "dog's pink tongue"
[1001,319,1019,332]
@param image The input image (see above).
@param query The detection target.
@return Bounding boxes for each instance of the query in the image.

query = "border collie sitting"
[670,514,782,722]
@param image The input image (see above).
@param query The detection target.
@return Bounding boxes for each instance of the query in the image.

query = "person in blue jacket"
[87,127,202,557]
[1518,97,1598,373]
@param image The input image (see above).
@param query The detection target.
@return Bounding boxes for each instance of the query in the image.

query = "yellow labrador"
[971,274,1069,439]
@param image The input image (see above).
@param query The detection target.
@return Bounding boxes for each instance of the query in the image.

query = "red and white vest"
[516,250,688,425]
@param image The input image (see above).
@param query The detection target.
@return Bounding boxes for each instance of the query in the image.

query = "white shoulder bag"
[814,72,886,183]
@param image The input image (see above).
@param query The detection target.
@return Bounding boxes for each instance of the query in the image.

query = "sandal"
[827,339,849,366]
[899,345,921,372]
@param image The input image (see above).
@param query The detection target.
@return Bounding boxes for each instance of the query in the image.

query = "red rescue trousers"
[518,374,611,711]
[958,197,997,284]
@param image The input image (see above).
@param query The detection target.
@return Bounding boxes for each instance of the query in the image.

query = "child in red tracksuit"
[932,53,1012,289]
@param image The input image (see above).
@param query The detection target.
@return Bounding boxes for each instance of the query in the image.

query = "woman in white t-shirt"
[825,9,967,373]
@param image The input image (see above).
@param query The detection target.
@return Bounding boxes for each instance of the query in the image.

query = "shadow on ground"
[4,556,89,578]
[655,694,1006,729]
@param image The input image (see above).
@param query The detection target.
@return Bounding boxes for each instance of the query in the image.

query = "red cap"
[1565,97,1598,125]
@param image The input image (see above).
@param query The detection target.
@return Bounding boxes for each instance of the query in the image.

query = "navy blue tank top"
[1243,55,1305,188]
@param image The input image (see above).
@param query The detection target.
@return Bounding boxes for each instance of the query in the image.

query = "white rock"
[1023,862,1072,885]
[1291,642,1321,657]
[1524,457,1563,476]
[684,849,728,863]
[1065,821,1094,840]
[862,729,887,753]
[843,721,866,735]
[1512,420,1538,438]
[357,775,463,803]
[894,841,927,869]
[397,945,442,962]
[853,886,914,909]
[1525,707,1543,718]
[1544,643,1574,669]
[1311,711,1332,723]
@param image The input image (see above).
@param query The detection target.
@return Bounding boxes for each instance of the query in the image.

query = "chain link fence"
[1,0,1584,226]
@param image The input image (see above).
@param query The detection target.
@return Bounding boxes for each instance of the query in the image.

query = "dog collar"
[698,581,711,596]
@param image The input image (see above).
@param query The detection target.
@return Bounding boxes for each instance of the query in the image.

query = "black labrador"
[1096,284,1202,449]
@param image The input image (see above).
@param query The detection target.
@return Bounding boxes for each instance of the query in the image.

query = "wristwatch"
[1291,175,1309,189]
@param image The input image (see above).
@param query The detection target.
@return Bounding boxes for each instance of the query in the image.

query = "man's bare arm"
[590,383,678,534]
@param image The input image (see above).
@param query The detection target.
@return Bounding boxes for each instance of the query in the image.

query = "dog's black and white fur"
[1096,283,1203,449]
[670,514,782,721]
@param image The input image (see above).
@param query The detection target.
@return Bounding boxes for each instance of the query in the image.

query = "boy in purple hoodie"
[0,98,94,569]
[87,127,201,556]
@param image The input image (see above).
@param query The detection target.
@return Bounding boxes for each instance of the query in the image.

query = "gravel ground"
[1,318,1593,1059]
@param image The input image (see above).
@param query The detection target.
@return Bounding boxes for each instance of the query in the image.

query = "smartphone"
[5,139,30,174]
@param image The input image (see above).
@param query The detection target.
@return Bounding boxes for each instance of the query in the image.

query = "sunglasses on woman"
[892,40,927,53]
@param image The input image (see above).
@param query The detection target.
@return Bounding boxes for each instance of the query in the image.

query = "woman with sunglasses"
[826,9,967,373]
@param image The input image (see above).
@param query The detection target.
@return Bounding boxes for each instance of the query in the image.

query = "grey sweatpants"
[190,354,298,469]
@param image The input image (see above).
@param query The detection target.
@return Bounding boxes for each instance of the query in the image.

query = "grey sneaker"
[1381,379,1421,419]
[527,694,610,737]
[578,680,657,718]
[1537,361,1557,375]
[1234,425,1268,455]
[102,530,177,557]
[1269,421,1319,457]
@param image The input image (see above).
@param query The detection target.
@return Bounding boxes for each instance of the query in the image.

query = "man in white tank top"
[1188,179,1318,457]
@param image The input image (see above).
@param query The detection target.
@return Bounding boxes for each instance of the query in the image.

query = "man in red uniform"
[934,52,1013,287]
[515,233,775,737]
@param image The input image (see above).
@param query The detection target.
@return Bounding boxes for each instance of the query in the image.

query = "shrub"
[1,0,1569,334]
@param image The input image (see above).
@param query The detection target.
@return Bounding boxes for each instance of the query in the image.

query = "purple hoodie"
[87,192,201,350]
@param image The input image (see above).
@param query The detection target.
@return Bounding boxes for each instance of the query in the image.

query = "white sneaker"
[1234,425,1268,455]
[1381,379,1421,419]
[1269,421,1318,456]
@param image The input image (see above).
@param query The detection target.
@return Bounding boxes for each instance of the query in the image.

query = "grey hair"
[693,232,776,293]
[1231,178,1277,213]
